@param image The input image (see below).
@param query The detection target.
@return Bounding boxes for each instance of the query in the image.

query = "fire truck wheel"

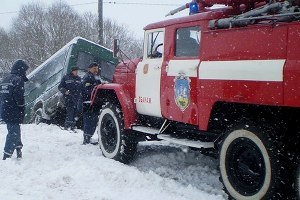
[219,126,291,199]
[98,103,137,164]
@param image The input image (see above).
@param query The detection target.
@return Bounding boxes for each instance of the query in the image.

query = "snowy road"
[0,124,226,200]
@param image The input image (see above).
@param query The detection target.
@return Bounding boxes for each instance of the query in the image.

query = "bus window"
[99,61,116,82]
[77,52,94,69]
[76,51,116,81]
[46,50,67,90]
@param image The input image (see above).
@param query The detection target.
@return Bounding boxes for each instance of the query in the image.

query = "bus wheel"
[219,124,291,199]
[98,103,137,164]
[33,108,43,125]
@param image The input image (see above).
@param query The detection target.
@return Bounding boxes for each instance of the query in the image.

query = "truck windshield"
[147,31,164,59]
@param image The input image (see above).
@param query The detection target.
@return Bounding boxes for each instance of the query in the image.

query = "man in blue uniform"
[58,67,82,131]
[82,62,101,144]
[1,60,29,160]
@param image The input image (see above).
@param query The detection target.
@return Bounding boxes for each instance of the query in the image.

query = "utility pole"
[98,0,104,45]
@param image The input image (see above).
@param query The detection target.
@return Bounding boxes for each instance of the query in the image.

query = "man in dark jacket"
[82,62,101,144]
[58,67,82,131]
[0,60,29,160]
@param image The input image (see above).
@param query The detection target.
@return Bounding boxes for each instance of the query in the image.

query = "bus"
[24,37,118,125]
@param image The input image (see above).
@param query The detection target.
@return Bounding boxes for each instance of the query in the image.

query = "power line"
[67,1,181,7]
[0,11,19,15]
[104,2,181,6]
[0,1,181,15]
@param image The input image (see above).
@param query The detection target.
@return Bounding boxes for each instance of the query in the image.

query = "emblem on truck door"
[174,73,191,111]
[143,64,149,74]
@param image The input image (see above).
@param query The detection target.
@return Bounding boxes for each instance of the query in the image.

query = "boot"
[82,136,90,145]
[16,149,22,159]
[3,153,11,160]
[71,127,77,133]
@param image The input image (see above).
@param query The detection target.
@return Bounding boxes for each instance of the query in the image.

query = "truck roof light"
[189,2,199,15]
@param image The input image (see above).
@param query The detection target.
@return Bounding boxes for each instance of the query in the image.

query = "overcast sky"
[0,0,189,38]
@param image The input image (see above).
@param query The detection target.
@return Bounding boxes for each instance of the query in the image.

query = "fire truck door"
[166,59,200,124]
[136,29,164,117]
[164,26,200,125]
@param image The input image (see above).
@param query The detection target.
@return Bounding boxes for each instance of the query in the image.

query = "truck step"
[157,134,214,149]
[132,125,215,149]
[132,126,159,135]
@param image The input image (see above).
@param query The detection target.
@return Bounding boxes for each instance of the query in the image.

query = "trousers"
[4,123,23,156]
[83,111,98,138]
[65,105,77,129]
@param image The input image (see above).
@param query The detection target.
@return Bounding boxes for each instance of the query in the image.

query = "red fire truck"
[91,0,300,199]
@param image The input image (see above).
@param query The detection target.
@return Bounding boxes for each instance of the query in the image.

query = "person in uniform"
[58,66,82,131]
[81,62,101,144]
[175,28,199,57]
[1,60,29,160]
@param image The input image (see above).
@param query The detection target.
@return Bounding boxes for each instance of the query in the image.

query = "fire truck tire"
[98,103,137,164]
[219,125,293,199]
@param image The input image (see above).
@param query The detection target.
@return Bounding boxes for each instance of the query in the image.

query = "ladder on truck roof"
[167,0,300,29]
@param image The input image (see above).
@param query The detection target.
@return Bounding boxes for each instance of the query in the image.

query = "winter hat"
[11,59,29,82]
[88,62,98,68]
[71,66,79,71]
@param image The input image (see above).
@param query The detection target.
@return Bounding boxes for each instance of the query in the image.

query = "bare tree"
[103,18,143,58]
[77,13,143,58]
[81,12,99,42]
[0,28,13,76]
[9,3,48,71]
[76,13,143,58]
[0,0,143,73]
[45,2,87,53]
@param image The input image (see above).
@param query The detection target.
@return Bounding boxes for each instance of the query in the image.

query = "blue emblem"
[174,73,190,111]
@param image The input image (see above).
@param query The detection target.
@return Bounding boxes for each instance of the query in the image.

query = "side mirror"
[113,39,119,58]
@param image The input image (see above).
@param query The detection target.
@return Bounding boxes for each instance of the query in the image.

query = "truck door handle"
[189,66,198,70]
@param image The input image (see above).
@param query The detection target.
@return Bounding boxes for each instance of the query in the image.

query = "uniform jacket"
[82,72,101,102]
[0,60,29,123]
[58,73,82,106]
[81,72,101,112]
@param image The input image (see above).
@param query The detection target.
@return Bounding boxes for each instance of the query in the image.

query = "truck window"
[147,31,164,59]
[175,26,200,57]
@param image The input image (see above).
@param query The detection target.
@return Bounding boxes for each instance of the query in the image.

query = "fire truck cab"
[92,1,300,199]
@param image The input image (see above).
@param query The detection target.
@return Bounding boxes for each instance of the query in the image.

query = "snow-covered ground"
[0,124,226,200]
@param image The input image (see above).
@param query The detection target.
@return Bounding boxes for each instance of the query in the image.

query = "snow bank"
[0,124,226,200]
